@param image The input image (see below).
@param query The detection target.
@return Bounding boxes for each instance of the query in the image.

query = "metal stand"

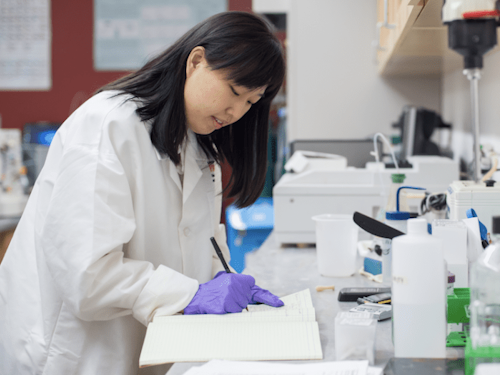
[464,68,482,183]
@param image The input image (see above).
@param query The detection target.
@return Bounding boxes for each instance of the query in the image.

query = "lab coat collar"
[151,129,209,163]
[150,126,212,201]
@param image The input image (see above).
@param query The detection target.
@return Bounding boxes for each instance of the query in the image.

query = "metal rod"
[464,68,482,183]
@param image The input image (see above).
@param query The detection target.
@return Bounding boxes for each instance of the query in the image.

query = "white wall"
[280,0,442,142]
[255,0,500,169]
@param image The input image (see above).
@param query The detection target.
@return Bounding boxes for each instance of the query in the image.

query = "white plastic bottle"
[392,218,447,358]
[385,173,409,213]
[469,216,500,350]
[381,211,410,285]
[376,173,409,222]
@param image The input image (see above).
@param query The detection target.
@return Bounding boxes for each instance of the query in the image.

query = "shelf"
[376,0,500,76]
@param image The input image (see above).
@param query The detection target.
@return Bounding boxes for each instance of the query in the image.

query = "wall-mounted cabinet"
[375,0,500,76]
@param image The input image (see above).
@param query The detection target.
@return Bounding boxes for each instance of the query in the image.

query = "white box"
[432,220,468,287]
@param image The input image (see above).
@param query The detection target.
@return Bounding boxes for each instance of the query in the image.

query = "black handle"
[353,211,404,240]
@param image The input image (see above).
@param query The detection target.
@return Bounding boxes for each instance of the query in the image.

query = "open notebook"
[139,289,323,367]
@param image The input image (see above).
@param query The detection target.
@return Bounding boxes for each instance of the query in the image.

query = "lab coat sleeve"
[38,142,198,326]
[210,162,237,277]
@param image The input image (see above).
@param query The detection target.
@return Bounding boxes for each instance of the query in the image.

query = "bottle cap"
[391,173,406,183]
[448,271,455,283]
[386,211,410,221]
[407,218,428,235]
[391,135,402,145]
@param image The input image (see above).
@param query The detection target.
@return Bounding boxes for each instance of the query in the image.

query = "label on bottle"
[393,275,408,285]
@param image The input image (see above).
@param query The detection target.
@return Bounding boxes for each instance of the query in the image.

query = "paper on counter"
[140,289,322,366]
[181,359,370,375]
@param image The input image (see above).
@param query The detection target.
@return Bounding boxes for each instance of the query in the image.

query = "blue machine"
[225,197,274,273]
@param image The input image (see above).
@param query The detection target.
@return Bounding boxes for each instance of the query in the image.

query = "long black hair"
[98,11,285,208]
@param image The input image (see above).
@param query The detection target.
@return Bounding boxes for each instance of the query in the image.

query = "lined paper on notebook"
[139,289,323,367]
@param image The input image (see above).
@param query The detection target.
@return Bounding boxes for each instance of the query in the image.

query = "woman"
[0,11,285,375]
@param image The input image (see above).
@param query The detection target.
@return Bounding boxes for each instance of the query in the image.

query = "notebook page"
[153,307,316,324]
[139,321,323,366]
[246,289,313,313]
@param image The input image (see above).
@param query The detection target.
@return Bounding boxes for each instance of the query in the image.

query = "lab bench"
[167,232,466,375]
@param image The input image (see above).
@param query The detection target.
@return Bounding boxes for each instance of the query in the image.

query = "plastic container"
[392,218,447,358]
[312,214,358,277]
[447,287,470,347]
[381,211,410,285]
[385,173,409,213]
[469,216,500,350]
[334,311,377,364]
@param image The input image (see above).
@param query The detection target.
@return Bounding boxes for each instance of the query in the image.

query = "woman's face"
[184,47,266,135]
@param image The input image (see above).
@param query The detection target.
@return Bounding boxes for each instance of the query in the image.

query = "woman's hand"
[184,271,283,314]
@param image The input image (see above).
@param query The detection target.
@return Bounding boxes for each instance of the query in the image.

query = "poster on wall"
[0,0,52,90]
[94,0,227,71]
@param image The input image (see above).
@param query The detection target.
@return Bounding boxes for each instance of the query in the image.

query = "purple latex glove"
[184,272,284,314]
[184,271,254,314]
[250,285,284,307]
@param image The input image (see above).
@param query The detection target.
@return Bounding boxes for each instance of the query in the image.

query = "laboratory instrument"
[353,211,404,240]
[274,155,457,245]
[0,129,28,216]
[447,180,500,233]
[392,218,447,358]
[357,292,391,305]
[349,303,392,321]
[289,138,383,169]
[447,287,471,347]
[466,216,500,373]
[22,122,60,188]
[442,0,499,183]
[337,287,391,302]
[392,106,452,165]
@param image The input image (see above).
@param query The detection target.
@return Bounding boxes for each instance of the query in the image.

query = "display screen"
[36,130,56,146]
[23,123,60,146]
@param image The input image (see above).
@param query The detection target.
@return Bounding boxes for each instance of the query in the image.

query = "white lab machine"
[0,129,28,217]
[273,154,459,245]
[447,180,500,233]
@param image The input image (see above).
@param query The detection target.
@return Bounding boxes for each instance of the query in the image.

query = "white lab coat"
[0,91,232,375]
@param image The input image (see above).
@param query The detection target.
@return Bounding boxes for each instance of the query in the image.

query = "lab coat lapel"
[182,132,205,204]
[167,159,183,192]
[148,121,182,193]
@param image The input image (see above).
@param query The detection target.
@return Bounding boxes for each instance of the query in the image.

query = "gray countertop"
[167,232,465,375]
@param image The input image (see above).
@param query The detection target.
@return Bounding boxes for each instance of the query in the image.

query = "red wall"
[0,0,252,129]
[0,0,251,221]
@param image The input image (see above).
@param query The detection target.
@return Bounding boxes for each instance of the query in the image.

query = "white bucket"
[312,214,358,277]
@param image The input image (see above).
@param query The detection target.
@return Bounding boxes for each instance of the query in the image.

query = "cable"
[371,133,400,220]
[371,133,399,170]
[420,192,447,215]
[481,152,498,182]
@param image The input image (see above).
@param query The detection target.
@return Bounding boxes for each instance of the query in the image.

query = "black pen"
[210,237,249,311]
[210,237,231,273]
